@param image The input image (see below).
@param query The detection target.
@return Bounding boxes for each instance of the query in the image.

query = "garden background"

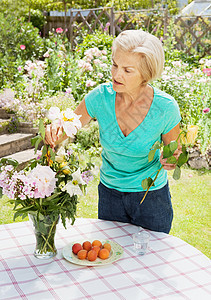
[0,0,210,258]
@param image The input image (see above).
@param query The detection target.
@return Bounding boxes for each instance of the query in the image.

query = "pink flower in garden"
[203,107,210,114]
[98,72,103,79]
[17,66,22,72]
[86,80,96,87]
[56,27,63,33]
[20,45,26,50]
[202,68,211,76]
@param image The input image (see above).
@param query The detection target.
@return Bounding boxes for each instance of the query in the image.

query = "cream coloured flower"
[62,169,86,196]
[181,125,199,145]
[55,146,66,163]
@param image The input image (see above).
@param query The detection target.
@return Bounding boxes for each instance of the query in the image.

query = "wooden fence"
[43,7,211,57]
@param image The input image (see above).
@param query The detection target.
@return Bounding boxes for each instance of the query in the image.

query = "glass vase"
[29,212,59,259]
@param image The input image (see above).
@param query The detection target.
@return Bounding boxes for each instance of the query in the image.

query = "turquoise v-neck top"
[85,82,181,192]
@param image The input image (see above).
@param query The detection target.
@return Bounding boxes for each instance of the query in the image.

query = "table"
[0,218,210,300]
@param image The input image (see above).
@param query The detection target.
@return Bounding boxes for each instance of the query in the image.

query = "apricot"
[98,248,110,260]
[82,241,92,251]
[103,243,111,252]
[91,245,100,256]
[72,243,83,255]
[87,250,97,261]
[77,249,87,260]
[92,240,102,248]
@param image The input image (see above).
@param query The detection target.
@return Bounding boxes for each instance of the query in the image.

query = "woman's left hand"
[160,148,181,170]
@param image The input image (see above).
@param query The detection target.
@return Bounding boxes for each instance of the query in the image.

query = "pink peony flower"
[20,45,26,50]
[203,107,210,114]
[56,27,63,33]
[29,165,57,198]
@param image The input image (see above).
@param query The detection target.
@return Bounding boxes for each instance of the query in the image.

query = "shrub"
[0,14,45,88]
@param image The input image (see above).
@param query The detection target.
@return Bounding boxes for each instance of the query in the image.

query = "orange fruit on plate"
[72,243,83,255]
[92,245,100,255]
[98,248,109,260]
[87,250,97,261]
[77,249,87,260]
[103,243,111,252]
[92,240,102,248]
[82,241,92,251]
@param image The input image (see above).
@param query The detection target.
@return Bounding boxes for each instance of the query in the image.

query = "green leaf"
[41,144,47,158]
[169,141,178,153]
[141,177,154,190]
[34,136,43,154]
[173,166,181,180]
[166,156,177,164]
[163,145,173,158]
[49,147,55,162]
[39,119,45,140]
[151,141,161,150]
[148,149,156,162]
[141,178,149,190]
[31,135,41,146]
[0,158,18,167]
[177,152,189,167]
[0,187,3,198]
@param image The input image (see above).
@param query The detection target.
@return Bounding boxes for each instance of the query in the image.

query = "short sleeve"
[85,85,103,119]
[162,98,181,135]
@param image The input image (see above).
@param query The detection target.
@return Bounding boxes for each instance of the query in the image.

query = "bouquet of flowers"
[0,107,93,258]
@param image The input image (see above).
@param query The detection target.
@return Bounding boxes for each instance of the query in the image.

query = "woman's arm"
[45,98,92,148]
[160,123,182,170]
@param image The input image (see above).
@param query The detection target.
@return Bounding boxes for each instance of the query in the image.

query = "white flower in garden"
[93,59,101,65]
[86,80,96,87]
[66,87,72,94]
[29,165,57,198]
[199,59,205,64]
[172,61,182,68]
[101,49,107,55]
[61,109,82,137]
[185,93,190,98]
[101,56,107,61]
[62,169,86,196]
[55,146,66,163]
[47,107,61,121]
[98,72,103,79]
[204,59,211,67]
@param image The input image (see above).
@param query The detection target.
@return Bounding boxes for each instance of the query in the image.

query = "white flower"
[55,146,66,163]
[62,169,86,196]
[29,165,57,198]
[61,109,82,137]
[47,107,61,121]
[86,80,96,87]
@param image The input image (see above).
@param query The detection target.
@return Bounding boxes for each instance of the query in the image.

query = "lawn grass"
[1,167,210,258]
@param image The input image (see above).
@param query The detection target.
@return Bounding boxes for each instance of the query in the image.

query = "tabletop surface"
[0,218,210,300]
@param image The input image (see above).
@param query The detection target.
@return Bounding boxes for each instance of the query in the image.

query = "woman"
[45,30,181,234]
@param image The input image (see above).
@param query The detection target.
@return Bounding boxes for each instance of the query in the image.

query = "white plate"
[62,240,124,266]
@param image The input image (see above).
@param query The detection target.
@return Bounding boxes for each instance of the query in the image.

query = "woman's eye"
[125,69,130,73]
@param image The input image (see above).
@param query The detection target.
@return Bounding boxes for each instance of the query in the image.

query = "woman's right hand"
[45,123,67,149]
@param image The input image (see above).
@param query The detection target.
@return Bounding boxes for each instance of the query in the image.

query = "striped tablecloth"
[0,218,210,300]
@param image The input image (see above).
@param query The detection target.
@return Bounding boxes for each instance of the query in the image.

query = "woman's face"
[111,48,143,95]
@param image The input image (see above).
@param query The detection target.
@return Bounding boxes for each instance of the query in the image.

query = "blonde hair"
[112,30,165,84]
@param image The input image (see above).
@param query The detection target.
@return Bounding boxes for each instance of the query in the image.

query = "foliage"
[75,121,100,150]
[141,138,189,203]
[0,14,45,88]
[7,115,20,133]
[153,58,211,153]
[24,9,46,32]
